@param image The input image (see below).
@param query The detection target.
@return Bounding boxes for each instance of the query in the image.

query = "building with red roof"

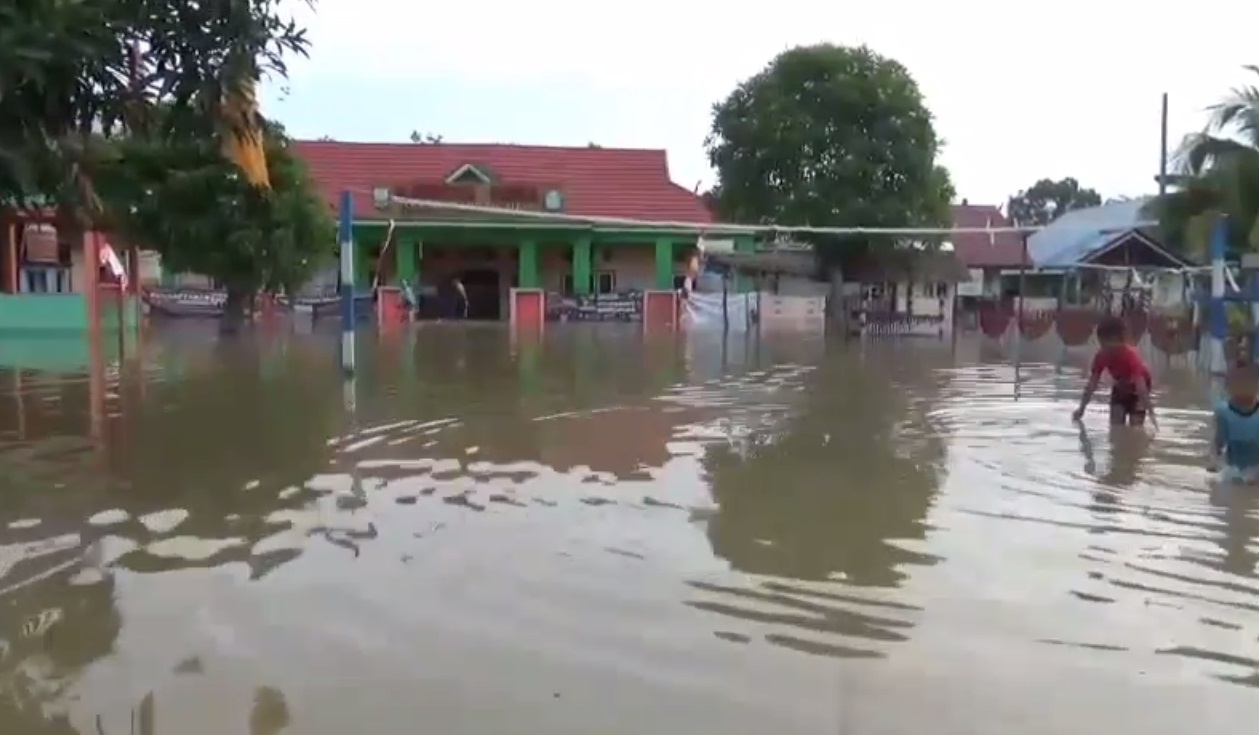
[292,140,751,325]
[947,201,1030,304]
[949,202,1027,270]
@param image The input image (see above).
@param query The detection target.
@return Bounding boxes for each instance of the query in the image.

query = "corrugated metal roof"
[705,249,969,282]
[1027,198,1155,267]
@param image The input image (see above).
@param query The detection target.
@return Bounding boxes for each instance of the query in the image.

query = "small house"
[1026,198,1194,311]
[949,202,1028,304]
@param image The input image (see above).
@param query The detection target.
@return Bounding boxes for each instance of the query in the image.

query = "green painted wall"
[0,331,124,371]
[0,294,90,331]
[100,295,141,331]
[0,293,140,336]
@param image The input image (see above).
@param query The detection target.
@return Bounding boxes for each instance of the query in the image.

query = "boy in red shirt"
[1071,315,1153,426]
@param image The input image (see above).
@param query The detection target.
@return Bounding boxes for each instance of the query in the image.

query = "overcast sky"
[262,0,1259,209]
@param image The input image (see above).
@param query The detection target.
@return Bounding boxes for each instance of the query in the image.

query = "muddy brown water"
[1,325,1258,734]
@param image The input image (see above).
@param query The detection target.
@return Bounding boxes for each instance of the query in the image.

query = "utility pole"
[1158,92,1169,198]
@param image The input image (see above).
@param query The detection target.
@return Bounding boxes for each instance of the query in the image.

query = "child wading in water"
[1212,361,1259,483]
[1071,315,1154,426]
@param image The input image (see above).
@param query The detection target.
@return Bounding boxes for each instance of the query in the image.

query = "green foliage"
[1145,65,1259,260]
[95,121,335,297]
[0,0,312,221]
[1005,177,1101,226]
[704,43,954,268]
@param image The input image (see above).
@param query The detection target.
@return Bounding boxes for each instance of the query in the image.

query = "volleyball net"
[370,189,1229,358]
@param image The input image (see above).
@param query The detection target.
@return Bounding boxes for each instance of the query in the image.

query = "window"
[561,274,574,296]
[862,283,888,300]
[919,282,948,298]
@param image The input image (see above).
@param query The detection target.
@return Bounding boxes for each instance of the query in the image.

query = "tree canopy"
[1145,65,1259,259]
[704,43,954,269]
[1005,177,1101,226]
[94,119,335,327]
[0,0,311,222]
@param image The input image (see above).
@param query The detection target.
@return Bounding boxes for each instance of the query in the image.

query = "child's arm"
[1072,372,1101,421]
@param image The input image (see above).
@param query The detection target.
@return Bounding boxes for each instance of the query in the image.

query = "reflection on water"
[1,327,1258,734]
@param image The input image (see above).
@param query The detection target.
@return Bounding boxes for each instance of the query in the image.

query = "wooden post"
[85,231,100,331]
[128,245,141,296]
[4,222,16,293]
[14,370,25,440]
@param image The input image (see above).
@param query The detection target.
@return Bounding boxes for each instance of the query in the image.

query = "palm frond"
[1205,65,1259,149]
[1175,133,1255,175]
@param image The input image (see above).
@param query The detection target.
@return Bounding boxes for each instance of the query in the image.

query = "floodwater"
[1,324,1258,735]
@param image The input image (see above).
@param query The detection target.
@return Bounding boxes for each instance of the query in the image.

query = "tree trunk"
[221,285,251,335]
[826,265,847,337]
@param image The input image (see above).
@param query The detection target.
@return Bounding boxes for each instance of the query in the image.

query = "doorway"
[458,268,502,320]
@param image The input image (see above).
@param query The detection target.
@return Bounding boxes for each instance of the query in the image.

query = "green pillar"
[572,236,592,294]
[396,234,417,285]
[353,231,371,290]
[518,239,539,289]
[654,237,674,290]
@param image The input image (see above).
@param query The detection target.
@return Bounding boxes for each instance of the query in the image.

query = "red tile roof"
[290,140,713,224]
[950,203,1027,268]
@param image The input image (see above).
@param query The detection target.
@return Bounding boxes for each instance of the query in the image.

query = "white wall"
[758,293,826,331]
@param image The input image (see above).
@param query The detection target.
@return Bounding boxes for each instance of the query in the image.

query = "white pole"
[1210,217,1227,374]
[338,190,357,377]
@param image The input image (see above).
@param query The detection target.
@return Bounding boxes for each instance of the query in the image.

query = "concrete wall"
[758,294,827,331]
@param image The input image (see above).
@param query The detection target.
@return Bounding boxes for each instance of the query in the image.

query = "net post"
[338,190,356,376]
[510,288,545,335]
[1210,216,1228,374]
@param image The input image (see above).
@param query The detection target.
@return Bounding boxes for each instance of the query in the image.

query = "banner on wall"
[683,292,754,333]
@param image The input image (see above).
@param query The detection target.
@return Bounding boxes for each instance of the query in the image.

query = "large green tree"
[704,44,954,270]
[0,0,311,222]
[1145,66,1259,259]
[94,120,334,332]
[1005,177,1101,226]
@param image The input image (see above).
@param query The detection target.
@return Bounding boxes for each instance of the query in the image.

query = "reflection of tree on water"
[249,686,290,735]
[114,344,338,498]
[349,328,695,479]
[0,548,121,735]
[97,344,347,577]
[702,356,948,587]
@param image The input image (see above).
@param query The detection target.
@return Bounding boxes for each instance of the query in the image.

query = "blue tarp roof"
[1026,198,1156,268]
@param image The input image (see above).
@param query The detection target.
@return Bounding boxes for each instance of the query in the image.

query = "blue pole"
[338,190,356,376]
[1209,216,1228,373]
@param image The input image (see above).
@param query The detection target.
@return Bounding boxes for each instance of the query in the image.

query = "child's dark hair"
[1096,315,1127,342]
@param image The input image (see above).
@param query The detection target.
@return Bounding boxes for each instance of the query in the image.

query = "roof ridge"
[293,139,669,155]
